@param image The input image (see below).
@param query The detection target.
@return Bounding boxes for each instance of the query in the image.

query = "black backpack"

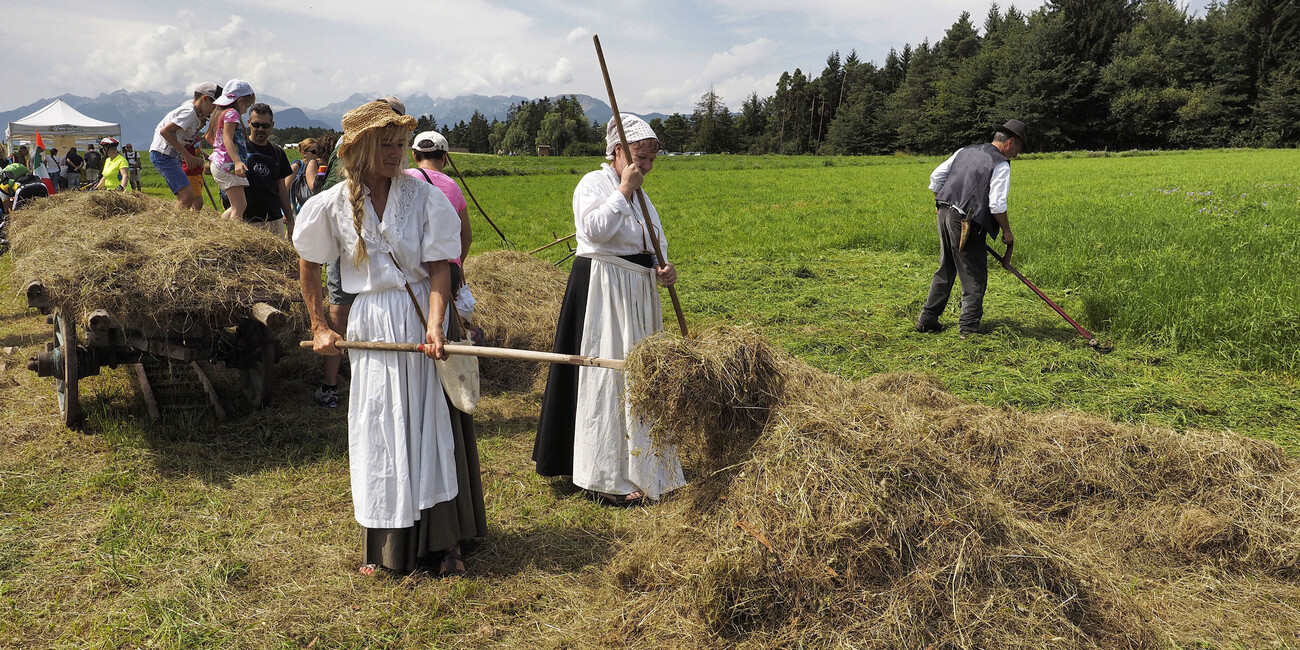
[289,159,313,213]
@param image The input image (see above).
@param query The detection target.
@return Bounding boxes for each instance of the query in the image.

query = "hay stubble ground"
[1,150,1298,647]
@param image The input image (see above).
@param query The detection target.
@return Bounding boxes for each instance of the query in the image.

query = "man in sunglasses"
[224,102,293,236]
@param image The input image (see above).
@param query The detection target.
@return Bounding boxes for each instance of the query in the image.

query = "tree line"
[724,0,1300,154]
[281,0,1299,157]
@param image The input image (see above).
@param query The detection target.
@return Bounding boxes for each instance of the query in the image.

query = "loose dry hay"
[8,192,299,328]
[464,250,566,392]
[612,326,1300,648]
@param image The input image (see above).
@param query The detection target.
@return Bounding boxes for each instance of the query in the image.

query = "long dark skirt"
[533,256,592,477]
[361,264,486,572]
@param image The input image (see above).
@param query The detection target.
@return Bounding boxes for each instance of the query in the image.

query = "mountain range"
[0,90,669,149]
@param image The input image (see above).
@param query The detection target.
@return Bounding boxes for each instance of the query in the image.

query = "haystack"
[612,327,1300,648]
[464,250,566,392]
[8,192,299,328]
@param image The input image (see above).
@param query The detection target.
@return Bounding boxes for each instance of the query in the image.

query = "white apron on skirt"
[347,279,459,529]
[573,255,686,499]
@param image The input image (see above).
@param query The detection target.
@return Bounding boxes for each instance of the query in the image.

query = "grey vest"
[934,143,1008,235]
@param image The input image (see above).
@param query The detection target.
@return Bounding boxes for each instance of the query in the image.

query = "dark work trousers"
[920,206,988,333]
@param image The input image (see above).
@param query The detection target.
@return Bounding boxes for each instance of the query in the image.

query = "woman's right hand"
[311,326,344,356]
[618,160,644,197]
[233,161,248,177]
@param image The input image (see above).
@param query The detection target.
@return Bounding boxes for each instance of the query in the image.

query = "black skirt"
[533,253,654,477]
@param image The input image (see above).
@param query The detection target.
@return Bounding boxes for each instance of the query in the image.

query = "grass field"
[2,148,1298,647]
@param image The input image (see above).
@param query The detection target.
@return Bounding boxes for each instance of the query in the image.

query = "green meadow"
[1,148,1296,647]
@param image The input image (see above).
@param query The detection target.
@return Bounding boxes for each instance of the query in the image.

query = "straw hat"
[338,101,417,159]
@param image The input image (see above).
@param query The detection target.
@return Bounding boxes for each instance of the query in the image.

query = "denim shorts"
[325,258,356,306]
[149,151,190,195]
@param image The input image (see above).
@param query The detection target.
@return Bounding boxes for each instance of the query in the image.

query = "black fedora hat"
[995,119,1028,147]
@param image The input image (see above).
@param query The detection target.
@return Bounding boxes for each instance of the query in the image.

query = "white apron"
[572,255,686,499]
[346,279,459,529]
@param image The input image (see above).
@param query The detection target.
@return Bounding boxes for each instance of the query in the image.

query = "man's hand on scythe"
[656,262,677,287]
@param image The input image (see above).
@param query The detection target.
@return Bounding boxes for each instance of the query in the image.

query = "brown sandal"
[438,544,465,578]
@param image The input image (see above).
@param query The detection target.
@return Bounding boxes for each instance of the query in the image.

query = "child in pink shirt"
[207,79,257,220]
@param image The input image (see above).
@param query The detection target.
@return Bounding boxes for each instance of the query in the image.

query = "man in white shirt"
[149,82,221,210]
[917,119,1026,339]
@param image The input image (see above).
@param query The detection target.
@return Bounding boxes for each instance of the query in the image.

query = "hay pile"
[8,192,299,327]
[464,250,567,392]
[613,327,1300,648]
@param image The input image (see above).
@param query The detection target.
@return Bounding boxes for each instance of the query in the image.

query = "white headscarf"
[605,113,658,158]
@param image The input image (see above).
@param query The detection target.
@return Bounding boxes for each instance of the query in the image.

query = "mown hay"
[464,250,566,392]
[613,326,1300,648]
[8,192,299,328]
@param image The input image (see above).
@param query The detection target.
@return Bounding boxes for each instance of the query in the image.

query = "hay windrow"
[613,325,1300,647]
[464,250,567,392]
[8,192,299,328]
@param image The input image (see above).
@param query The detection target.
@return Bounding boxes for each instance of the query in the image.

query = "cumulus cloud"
[75,12,298,101]
[566,27,591,43]
[704,38,777,79]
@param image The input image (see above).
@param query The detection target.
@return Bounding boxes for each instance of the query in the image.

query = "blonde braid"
[336,120,413,270]
[346,168,369,270]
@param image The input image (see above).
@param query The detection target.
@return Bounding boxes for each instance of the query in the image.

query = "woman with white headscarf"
[533,114,686,506]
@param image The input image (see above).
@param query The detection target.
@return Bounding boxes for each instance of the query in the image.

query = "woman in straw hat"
[533,114,686,506]
[293,101,485,577]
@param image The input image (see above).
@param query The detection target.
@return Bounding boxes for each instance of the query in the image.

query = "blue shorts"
[149,150,190,195]
[325,258,356,306]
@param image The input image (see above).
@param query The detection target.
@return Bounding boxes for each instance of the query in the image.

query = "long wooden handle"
[299,340,626,370]
[528,233,575,255]
[594,34,689,338]
[445,153,511,244]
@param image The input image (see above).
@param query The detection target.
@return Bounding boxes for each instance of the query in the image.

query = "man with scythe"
[916,119,1027,339]
[533,114,686,507]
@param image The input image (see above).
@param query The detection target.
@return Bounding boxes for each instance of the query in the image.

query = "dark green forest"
[447,0,1300,155]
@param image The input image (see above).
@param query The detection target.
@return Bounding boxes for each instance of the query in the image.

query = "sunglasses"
[250,121,273,129]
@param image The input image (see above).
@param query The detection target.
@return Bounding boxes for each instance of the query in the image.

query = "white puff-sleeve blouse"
[293,173,462,293]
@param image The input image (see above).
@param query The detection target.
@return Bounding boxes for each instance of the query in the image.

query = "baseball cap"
[195,81,222,100]
[377,96,406,116]
[215,79,255,107]
[411,131,448,153]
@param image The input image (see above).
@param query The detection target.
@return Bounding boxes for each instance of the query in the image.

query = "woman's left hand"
[425,326,449,360]
[656,262,677,286]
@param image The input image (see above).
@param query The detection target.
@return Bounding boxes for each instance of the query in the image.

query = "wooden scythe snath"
[593,34,690,338]
[445,152,515,248]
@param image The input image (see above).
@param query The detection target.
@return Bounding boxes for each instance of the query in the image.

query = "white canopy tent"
[6,99,121,153]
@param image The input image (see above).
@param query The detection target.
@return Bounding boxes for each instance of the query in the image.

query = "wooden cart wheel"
[53,309,81,427]
[240,341,276,409]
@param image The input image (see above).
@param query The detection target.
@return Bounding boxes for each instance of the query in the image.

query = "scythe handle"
[594,34,689,338]
[986,244,1094,342]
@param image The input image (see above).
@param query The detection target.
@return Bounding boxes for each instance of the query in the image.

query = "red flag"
[31,130,54,194]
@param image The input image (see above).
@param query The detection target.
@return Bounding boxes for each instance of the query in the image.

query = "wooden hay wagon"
[23,280,290,427]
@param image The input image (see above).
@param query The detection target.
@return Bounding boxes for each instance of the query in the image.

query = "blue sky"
[10,0,1213,113]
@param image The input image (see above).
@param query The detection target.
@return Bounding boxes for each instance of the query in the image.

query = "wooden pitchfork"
[594,34,690,338]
